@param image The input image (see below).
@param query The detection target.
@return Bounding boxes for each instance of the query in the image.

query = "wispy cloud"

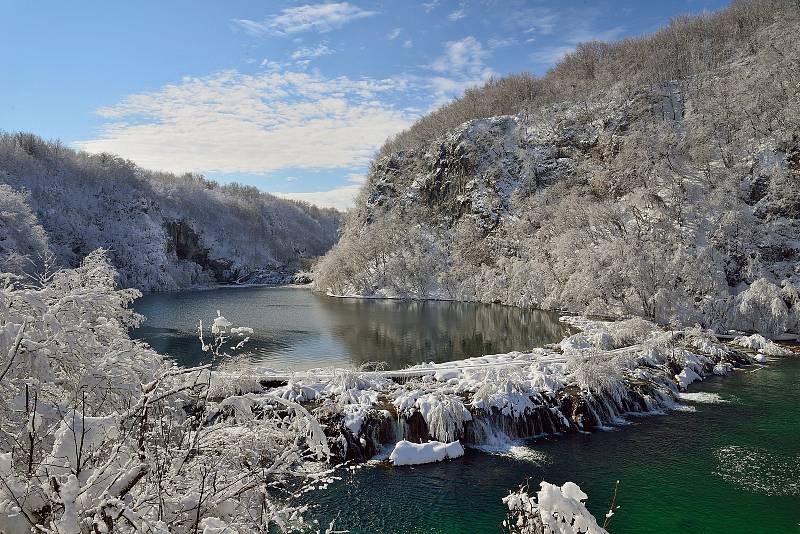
[77,70,414,175]
[422,1,439,13]
[403,39,413,49]
[517,8,559,37]
[529,45,575,64]
[447,9,466,21]
[529,24,626,65]
[232,2,377,36]
[488,36,517,49]
[274,183,362,211]
[274,172,365,210]
[428,36,494,103]
[387,27,402,40]
[431,36,489,76]
[290,44,333,61]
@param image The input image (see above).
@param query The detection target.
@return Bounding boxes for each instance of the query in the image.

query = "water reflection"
[313,295,570,369]
[131,287,570,370]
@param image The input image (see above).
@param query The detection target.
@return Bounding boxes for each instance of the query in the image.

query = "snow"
[503,481,608,534]
[732,334,792,356]
[211,312,233,334]
[230,326,254,336]
[677,392,727,403]
[675,367,703,389]
[389,440,465,466]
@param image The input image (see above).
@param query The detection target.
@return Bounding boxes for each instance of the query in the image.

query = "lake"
[131,287,799,533]
[132,286,570,370]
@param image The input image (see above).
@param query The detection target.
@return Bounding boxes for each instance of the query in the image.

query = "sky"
[0,0,730,210]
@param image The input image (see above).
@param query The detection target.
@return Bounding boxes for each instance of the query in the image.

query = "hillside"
[316,0,800,337]
[0,133,341,291]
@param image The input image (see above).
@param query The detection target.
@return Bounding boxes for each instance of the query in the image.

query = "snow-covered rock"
[732,334,792,356]
[389,440,465,466]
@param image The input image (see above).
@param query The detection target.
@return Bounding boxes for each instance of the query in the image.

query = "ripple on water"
[714,445,800,496]
[469,443,549,464]
[676,392,728,404]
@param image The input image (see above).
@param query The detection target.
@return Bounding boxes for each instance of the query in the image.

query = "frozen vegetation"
[316,0,800,338]
[215,315,758,465]
[503,481,611,534]
[0,133,341,291]
[0,253,340,533]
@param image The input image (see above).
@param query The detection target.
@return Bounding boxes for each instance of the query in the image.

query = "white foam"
[470,443,549,464]
[715,445,800,496]
[676,392,727,404]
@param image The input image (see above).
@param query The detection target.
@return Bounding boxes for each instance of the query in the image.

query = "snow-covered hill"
[0,133,341,291]
[316,3,800,337]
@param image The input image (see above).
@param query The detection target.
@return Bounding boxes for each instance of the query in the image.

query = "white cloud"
[488,37,516,49]
[427,36,494,104]
[529,45,575,64]
[447,9,466,21]
[274,184,362,211]
[519,11,558,36]
[290,44,333,61]
[403,39,413,49]
[274,172,366,210]
[431,36,489,76]
[529,25,626,65]
[76,70,414,175]
[387,27,402,40]
[568,25,626,44]
[422,1,439,13]
[345,172,366,184]
[232,2,377,36]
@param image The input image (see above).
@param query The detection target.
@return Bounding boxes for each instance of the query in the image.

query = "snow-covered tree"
[503,481,613,534]
[0,251,336,532]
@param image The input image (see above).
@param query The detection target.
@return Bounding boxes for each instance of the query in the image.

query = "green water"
[132,287,568,370]
[310,357,800,533]
[132,288,798,532]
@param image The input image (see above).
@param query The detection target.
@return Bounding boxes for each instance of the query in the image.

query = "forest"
[316,0,800,337]
[0,133,341,292]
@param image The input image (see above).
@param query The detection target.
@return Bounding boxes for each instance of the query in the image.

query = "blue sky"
[1,0,729,209]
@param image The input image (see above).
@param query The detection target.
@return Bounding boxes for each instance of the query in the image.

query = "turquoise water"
[309,357,800,533]
[132,287,569,370]
[132,288,799,532]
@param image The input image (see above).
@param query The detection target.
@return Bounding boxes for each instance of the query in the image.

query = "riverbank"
[322,291,800,343]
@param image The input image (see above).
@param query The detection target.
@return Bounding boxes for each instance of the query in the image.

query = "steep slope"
[0,133,342,291]
[316,2,800,337]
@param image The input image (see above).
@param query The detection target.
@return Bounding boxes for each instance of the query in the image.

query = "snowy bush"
[732,333,792,356]
[0,251,337,532]
[503,481,611,534]
[566,351,626,398]
[733,278,792,336]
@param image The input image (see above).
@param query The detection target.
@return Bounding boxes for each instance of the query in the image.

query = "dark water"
[131,286,569,370]
[309,357,800,533]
